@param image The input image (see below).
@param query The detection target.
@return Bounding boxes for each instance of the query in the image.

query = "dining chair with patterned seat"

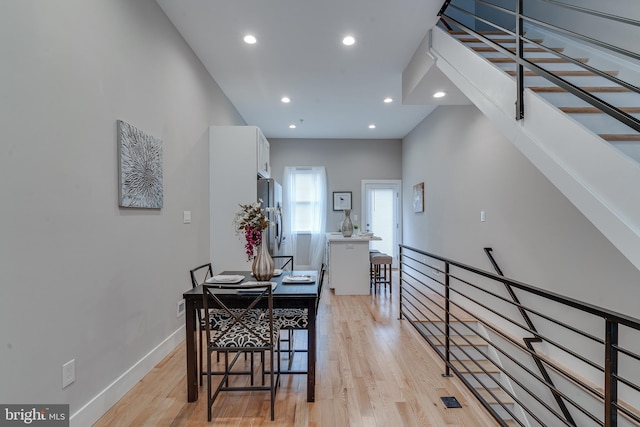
[190,263,262,386]
[202,282,281,421]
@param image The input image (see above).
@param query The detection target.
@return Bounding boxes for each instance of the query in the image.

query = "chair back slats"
[202,284,276,350]
[190,263,213,288]
[272,255,294,271]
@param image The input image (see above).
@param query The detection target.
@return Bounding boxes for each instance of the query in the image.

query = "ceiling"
[156,0,469,139]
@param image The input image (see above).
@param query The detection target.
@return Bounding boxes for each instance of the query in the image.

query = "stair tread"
[432,334,487,346]
[451,359,500,374]
[561,107,640,114]
[476,387,514,405]
[530,86,632,93]
[490,57,588,64]
[507,70,619,77]
[449,30,510,35]
[599,134,640,141]
[457,37,544,44]
[473,46,564,53]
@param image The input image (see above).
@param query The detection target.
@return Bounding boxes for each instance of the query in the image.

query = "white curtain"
[282,166,327,272]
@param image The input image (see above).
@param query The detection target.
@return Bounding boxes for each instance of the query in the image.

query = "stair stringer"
[430,26,640,272]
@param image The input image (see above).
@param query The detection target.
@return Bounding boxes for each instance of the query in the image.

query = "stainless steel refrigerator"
[257,178,284,256]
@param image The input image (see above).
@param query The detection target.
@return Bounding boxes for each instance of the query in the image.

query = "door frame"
[361,179,402,267]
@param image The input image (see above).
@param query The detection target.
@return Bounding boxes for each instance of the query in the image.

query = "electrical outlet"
[62,359,75,388]
[183,211,192,224]
[177,300,185,317]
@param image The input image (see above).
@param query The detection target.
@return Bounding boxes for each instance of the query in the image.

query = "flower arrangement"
[233,200,272,261]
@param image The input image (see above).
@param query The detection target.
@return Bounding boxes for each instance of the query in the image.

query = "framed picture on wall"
[333,191,352,211]
[413,182,424,213]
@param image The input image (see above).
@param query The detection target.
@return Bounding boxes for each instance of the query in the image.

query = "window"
[288,168,325,233]
[282,166,327,271]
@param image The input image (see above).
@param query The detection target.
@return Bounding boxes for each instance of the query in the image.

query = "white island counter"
[325,233,381,295]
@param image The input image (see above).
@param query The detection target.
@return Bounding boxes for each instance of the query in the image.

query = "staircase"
[425,24,640,276]
[416,317,521,426]
[448,29,640,152]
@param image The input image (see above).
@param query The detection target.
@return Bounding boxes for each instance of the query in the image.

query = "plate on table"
[205,275,245,284]
[282,275,315,284]
[237,281,278,292]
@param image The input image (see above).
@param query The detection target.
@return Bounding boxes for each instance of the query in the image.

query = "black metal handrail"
[399,244,640,427]
[437,0,640,135]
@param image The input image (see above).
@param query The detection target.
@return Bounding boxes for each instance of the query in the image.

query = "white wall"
[269,138,402,234]
[0,1,244,424]
[402,105,640,317]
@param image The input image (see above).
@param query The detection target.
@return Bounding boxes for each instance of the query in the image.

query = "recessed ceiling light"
[433,91,446,98]
[289,124,296,129]
[281,97,291,103]
[243,34,257,45]
[368,124,376,129]
[342,35,356,46]
[383,97,393,103]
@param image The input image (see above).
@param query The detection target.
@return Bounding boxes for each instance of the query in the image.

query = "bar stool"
[369,249,381,286]
[371,253,392,294]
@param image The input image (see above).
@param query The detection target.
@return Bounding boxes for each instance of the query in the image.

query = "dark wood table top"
[183,270,318,299]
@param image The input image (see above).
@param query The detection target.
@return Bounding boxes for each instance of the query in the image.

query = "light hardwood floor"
[94,273,499,426]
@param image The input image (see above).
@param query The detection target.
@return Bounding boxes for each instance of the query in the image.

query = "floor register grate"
[440,396,462,409]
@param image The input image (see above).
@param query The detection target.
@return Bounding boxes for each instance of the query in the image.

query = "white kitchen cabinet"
[257,130,270,178]
[209,126,270,271]
[326,233,381,295]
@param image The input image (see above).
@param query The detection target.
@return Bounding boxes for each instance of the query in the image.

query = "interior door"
[362,180,401,267]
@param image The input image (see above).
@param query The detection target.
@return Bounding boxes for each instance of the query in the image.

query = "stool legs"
[370,254,392,294]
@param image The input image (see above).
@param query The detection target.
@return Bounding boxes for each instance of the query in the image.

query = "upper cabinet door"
[257,129,270,178]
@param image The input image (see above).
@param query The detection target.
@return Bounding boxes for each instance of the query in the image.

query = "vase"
[341,209,354,237]
[252,231,275,281]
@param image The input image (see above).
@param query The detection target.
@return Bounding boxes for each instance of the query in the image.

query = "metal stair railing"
[399,244,640,427]
[437,0,640,136]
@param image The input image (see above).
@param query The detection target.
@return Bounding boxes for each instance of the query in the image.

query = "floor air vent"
[441,396,462,408]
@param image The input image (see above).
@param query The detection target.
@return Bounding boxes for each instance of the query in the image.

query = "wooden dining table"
[182,270,319,402]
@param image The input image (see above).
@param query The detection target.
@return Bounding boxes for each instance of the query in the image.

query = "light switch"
[480,211,486,222]
[183,211,192,224]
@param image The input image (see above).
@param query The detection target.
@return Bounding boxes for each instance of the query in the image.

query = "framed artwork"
[413,182,424,213]
[333,191,352,211]
[118,120,164,209]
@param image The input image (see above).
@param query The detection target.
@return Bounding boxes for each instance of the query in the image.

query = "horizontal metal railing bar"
[518,12,640,66]
[400,245,640,330]
[446,3,514,37]
[614,401,640,424]
[450,269,603,345]
[614,373,640,395]
[404,306,543,426]
[447,273,606,375]
[614,343,640,363]
[439,283,606,404]
[433,285,607,416]
[445,350,526,423]
[400,252,445,275]
[400,262,445,288]
[518,57,640,133]
[537,0,640,28]
[399,267,602,425]
[405,295,605,426]
[406,310,576,425]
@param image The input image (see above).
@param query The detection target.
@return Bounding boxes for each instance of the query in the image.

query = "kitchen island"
[325,233,381,295]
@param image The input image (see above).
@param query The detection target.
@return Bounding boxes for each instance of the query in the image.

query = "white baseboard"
[69,326,185,427]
